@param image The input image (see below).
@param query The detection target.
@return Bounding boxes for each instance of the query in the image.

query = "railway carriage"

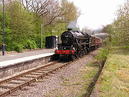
[90,35,102,50]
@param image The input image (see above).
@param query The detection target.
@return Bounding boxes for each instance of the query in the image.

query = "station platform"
[0,49,54,62]
[0,49,55,79]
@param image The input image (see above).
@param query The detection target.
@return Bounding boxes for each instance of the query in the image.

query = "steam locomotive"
[55,29,102,60]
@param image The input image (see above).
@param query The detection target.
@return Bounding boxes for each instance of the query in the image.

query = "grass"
[95,48,109,62]
[74,61,100,97]
[96,48,129,97]
[60,61,99,97]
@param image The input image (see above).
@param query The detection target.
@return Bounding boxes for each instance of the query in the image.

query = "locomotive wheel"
[52,54,59,60]
[83,49,87,55]
[85,48,89,55]
[81,52,83,57]
[82,50,86,56]
[77,52,80,58]
[85,49,88,55]
[70,55,76,60]
[78,51,83,57]
[74,52,79,59]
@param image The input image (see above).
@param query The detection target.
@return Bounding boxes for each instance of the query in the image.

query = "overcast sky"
[68,0,126,30]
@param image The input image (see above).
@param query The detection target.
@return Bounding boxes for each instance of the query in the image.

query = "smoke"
[67,20,80,31]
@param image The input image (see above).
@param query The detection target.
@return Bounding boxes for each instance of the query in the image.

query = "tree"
[61,0,79,23]
[113,1,129,46]
[103,1,129,47]
[6,1,36,51]
[0,0,80,51]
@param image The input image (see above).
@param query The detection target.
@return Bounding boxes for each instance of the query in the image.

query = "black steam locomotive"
[55,29,102,60]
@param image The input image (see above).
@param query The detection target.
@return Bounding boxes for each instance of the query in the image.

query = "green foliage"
[7,1,34,40]
[24,40,37,49]
[103,1,129,48]
[98,49,129,97]
[12,43,24,52]
[95,48,109,61]
[0,0,78,52]
[45,23,67,36]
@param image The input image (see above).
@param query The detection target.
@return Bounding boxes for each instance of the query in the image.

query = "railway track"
[0,61,71,97]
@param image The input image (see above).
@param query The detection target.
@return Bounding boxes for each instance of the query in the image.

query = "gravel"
[7,50,98,97]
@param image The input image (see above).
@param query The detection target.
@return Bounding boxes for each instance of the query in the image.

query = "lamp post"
[2,0,5,56]
[41,24,43,48]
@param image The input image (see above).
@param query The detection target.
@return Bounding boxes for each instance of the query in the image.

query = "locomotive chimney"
[68,28,72,31]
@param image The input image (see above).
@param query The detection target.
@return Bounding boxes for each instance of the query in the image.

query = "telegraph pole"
[2,0,6,56]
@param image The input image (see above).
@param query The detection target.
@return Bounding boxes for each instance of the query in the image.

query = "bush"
[13,43,24,52]
[24,40,37,49]
[95,48,109,61]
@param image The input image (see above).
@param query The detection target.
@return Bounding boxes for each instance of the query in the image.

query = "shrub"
[13,43,24,52]
[95,48,109,61]
[24,40,37,49]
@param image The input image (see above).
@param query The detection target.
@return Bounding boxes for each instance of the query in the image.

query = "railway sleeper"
[39,69,52,71]
[30,72,43,75]
[23,75,37,78]
[9,81,22,84]
[36,71,46,74]
[14,78,30,81]
[11,80,25,83]
[1,83,18,87]
[42,65,60,70]
[0,91,10,97]
[0,91,3,93]
[0,88,9,92]
[37,69,55,73]
[0,85,14,89]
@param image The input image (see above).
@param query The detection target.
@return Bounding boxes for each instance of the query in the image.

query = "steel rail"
[0,61,71,97]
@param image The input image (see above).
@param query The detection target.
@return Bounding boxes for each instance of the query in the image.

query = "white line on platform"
[0,53,54,68]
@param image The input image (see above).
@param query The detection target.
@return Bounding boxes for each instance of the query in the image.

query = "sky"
[68,0,126,30]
